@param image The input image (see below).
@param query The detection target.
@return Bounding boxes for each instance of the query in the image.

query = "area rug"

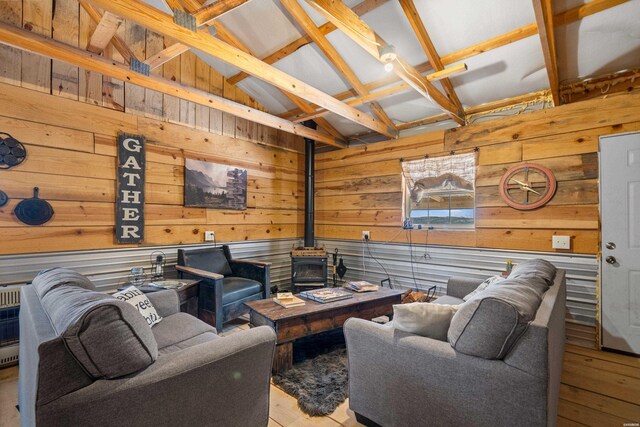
[272,347,348,416]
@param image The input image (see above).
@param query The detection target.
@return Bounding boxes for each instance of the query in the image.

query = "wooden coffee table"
[245,287,404,373]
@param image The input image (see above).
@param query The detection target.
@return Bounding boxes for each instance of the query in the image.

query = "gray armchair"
[345,270,566,427]
[177,245,271,329]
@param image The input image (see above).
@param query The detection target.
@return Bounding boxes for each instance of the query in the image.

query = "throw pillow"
[448,280,543,359]
[112,286,162,327]
[392,302,458,341]
[463,275,505,301]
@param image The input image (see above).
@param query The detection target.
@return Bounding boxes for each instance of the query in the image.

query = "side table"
[119,279,200,317]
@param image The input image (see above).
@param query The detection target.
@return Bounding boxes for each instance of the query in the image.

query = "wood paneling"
[51,0,79,100]
[316,91,640,255]
[0,0,301,150]
[0,0,22,85]
[22,0,52,93]
[0,84,303,255]
[445,90,640,149]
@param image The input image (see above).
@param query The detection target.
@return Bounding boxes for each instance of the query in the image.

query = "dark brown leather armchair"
[176,246,271,329]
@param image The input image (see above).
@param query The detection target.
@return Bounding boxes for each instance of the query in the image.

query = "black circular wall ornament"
[0,132,27,169]
[14,187,54,226]
[0,191,8,208]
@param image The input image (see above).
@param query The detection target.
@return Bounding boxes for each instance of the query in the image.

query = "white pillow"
[463,275,506,301]
[392,302,458,341]
[112,286,162,327]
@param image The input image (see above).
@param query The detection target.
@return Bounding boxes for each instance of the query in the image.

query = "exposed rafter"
[0,21,340,145]
[87,11,123,54]
[143,42,191,70]
[290,64,467,123]
[174,0,346,142]
[305,0,463,125]
[280,0,627,124]
[193,0,251,26]
[351,90,552,140]
[88,0,395,138]
[226,0,389,85]
[280,0,396,133]
[78,0,136,63]
[398,0,464,113]
[396,113,448,131]
[532,0,560,105]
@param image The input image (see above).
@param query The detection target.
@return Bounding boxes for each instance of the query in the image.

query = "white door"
[600,132,640,354]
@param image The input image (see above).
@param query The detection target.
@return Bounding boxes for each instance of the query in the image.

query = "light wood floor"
[1,320,638,426]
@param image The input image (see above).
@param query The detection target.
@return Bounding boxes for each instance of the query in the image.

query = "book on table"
[300,288,354,303]
[344,280,379,292]
[273,295,306,308]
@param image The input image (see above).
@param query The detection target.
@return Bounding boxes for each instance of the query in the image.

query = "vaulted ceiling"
[1,0,638,148]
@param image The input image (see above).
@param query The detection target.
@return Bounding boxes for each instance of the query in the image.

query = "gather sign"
[116,132,145,244]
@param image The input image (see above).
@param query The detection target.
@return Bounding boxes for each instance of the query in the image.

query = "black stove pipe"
[303,120,317,248]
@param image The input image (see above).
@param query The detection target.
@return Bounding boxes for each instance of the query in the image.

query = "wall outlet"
[552,235,570,250]
[362,231,371,240]
[204,231,215,242]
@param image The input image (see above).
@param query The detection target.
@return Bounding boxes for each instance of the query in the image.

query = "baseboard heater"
[0,285,22,368]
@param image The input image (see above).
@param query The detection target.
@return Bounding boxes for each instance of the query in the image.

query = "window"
[402,153,476,228]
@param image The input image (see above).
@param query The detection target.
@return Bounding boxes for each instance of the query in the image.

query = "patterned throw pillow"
[112,286,162,327]
[463,275,505,301]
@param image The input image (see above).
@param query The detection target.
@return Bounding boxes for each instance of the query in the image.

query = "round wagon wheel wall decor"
[498,163,557,210]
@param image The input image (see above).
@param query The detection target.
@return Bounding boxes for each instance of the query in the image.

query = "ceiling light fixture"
[379,45,397,72]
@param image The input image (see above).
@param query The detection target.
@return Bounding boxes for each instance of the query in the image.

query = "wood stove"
[291,121,328,288]
[291,248,327,287]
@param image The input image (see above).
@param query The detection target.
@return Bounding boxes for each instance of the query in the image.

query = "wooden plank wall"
[0,0,299,151]
[315,89,640,256]
[0,83,304,255]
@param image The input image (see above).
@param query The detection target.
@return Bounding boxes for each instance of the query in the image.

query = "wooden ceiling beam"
[79,0,136,63]
[289,63,468,122]
[464,90,550,116]
[173,0,346,141]
[396,114,448,131]
[280,0,626,122]
[398,0,464,114]
[0,21,339,146]
[292,83,411,122]
[306,0,462,125]
[280,0,396,135]
[532,0,560,105]
[281,64,431,120]
[87,11,123,54]
[399,91,551,132]
[282,92,347,141]
[143,42,191,70]
[88,0,394,138]
[226,0,389,85]
[175,0,346,141]
[194,0,251,26]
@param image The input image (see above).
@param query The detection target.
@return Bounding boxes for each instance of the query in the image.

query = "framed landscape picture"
[184,159,247,210]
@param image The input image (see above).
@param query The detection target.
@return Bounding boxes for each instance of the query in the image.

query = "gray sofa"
[345,260,566,427]
[19,268,276,427]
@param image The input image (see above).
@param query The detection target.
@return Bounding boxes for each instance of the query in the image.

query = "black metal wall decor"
[0,190,8,208]
[0,132,27,169]
[14,187,54,225]
[116,132,145,244]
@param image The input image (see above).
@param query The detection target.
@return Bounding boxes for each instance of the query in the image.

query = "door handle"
[606,256,617,265]
[605,242,616,250]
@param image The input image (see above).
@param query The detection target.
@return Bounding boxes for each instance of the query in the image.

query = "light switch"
[552,235,570,250]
